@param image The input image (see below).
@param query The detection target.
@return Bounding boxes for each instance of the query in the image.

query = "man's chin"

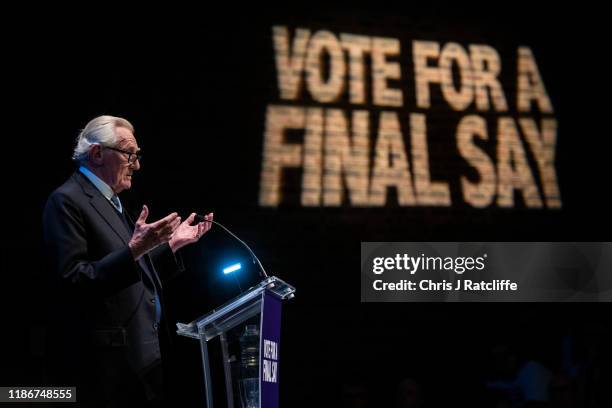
[115,181,131,193]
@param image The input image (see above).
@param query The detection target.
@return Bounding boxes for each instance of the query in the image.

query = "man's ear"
[89,144,104,166]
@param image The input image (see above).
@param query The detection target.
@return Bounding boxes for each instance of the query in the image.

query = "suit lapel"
[86,195,132,246]
[73,172,130,245]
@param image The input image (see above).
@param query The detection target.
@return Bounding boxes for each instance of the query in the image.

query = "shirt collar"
[79,165,115,201]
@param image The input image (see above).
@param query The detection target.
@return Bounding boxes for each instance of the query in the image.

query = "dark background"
[3,5,612,407]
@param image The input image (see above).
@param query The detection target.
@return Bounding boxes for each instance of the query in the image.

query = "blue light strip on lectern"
[223,263,242,274]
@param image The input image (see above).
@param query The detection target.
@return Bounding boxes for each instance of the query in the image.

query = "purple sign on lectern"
[260,291,282,407]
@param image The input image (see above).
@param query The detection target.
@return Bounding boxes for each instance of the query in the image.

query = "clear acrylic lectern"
[176,276,295,408]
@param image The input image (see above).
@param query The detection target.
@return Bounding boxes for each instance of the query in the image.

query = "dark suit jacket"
[43,171,183,385]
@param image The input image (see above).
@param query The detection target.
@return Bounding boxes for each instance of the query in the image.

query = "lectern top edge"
[176,276,295,339]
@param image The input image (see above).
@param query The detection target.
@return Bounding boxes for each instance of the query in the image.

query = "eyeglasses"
[103,145,142,164]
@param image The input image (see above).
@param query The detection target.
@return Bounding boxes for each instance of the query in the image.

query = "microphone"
[194,214,269,279]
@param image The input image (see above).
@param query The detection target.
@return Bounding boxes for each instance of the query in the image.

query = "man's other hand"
[169,212,214,253]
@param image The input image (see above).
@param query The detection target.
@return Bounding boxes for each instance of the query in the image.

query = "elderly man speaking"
[43,115,212,406]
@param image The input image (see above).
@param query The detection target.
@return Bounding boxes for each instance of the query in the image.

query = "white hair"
[72,115,135,163]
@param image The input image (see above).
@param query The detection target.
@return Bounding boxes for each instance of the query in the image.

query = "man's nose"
[132,158,141,170]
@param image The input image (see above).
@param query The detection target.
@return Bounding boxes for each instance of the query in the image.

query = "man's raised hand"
[128,205,181,260]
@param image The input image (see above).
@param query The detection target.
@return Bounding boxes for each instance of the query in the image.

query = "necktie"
[110,194,123,213]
